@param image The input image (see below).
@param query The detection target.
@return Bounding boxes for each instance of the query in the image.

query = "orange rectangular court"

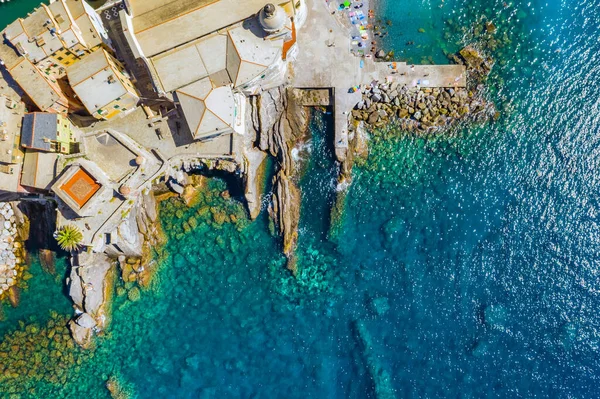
[59,167,101,208]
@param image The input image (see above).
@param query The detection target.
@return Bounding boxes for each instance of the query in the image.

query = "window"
[57,56,63,61]
[114,105,120,109]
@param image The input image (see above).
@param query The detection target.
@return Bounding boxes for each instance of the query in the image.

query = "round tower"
[259,3,286,34]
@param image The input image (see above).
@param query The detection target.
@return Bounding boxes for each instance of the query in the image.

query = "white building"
[175,78,236,140]
[66,49,140,120]
[120,0,306,142]
[3,0,112,78]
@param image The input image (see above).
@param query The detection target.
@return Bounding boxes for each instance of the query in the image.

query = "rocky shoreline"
[67,190,165,348]
[247,86,310,273]
[330,46,495,248]
[352,46,495,133]
[352,83,491,132]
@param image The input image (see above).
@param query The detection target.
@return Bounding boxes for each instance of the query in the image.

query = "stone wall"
[0,203,24,302]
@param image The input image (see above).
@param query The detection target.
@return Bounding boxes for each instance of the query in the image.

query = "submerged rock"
[370,297,391,316]
[353,320,397,399]
[455,45,494,78]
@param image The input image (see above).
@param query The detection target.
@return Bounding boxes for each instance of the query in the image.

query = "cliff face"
[247,87,309,271]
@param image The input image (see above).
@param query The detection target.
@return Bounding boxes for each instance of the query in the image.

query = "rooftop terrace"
[59,166,101,208]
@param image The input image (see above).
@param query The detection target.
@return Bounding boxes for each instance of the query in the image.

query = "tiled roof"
[59,167,101,208]
[20,113,58,152]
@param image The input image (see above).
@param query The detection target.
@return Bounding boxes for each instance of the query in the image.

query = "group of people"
[325,0,387,60]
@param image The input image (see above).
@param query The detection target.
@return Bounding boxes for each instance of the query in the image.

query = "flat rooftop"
[59,167,101,208]
[129,0,273,57]
[83,131,137,182]
[21,150,58,190]
[66,50,127,114]
[0,95,24,164]
[8,58,63,112]
[149,32,228,92]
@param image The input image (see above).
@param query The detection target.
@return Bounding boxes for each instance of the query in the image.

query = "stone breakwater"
[0,203,24,299]
[352,82,491,131]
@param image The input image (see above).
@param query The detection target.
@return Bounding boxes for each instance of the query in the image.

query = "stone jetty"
[0,203,24,299]
[291,0,468,163]
[352,83,489,131]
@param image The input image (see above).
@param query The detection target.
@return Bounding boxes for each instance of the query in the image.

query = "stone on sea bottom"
[370,297,390,316]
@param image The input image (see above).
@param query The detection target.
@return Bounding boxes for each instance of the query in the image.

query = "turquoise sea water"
[2,0,600,397]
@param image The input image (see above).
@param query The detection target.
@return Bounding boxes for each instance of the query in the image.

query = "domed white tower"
[259,3,287,34]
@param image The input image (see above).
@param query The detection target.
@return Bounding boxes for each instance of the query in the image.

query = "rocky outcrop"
[120,190,166,288]
[269,171,300,262]
[242,147,267,220]
[248,86,309,270]
[352,82,493,131]
[241,96,268,220]
[67,252,114,348]
[137,191,166,267]
[449,45,494,81]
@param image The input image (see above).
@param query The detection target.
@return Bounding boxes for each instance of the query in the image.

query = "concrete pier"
[291,0,467,160]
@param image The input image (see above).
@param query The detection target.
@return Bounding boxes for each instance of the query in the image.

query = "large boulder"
[76,313,96,329]
[458,45,493,77]
[69,320,92,349]
[368,111,379,124]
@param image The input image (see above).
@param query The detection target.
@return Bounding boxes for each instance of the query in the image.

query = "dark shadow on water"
[299,109,338,242]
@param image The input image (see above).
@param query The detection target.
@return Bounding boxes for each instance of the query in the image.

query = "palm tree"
[55,225,84,252]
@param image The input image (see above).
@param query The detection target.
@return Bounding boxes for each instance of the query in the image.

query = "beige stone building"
[66,49,140,120]
[3,0,112,78]
[3,54,74,115]
[119,0,306,142]
[175,78,236,140]
[0,96,25,194]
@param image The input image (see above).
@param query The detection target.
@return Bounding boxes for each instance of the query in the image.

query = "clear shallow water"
[2,0,600,397]
[0,256,71,336]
